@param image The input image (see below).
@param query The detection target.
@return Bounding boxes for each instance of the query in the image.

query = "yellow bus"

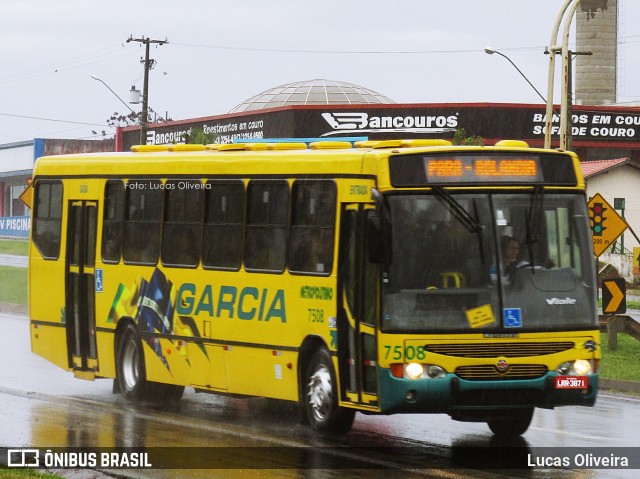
[25,139,600,437]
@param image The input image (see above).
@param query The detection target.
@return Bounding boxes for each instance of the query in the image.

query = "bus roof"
[31,139,579,184]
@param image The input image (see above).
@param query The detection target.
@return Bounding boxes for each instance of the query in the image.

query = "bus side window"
[161,180,203,268]
[288,180,336,275]
[101,180,124,263]
[123,180,162,265]
[33,181,63,259]
[245,180,289,272]
[202,180,245,270]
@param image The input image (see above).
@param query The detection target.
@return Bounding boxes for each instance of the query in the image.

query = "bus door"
[338,204,379,408]
[65,200,98,378]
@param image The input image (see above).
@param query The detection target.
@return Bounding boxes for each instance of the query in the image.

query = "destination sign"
[389,152,577,187]
[426,157,540,183]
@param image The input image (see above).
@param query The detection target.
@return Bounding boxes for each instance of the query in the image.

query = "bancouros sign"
[117,103,640,153]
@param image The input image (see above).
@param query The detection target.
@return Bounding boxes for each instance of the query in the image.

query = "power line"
[0,112,108,127]
[171,41,546,55]
[0,123,115,144]
[171,35,640,55]
[0,44,137,84]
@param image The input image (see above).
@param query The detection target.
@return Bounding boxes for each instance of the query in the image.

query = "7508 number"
[384,345,426,361]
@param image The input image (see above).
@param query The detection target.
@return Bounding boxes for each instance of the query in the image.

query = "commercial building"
[118,98,640,162]
[0,138,113,237]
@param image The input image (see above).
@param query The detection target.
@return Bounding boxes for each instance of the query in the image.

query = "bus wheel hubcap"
[121,339,139,390]
[308,365,332,422]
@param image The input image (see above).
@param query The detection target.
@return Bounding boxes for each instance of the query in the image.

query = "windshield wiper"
[432,186,483,234]
[525,185,544,267]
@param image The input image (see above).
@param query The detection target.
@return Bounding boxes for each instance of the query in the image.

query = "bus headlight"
[400,363,447,380]
[573,359,592,375]
[556,359,592,376]
[390,363,447,379]
[425,365,447,379]
[405,363,424,379]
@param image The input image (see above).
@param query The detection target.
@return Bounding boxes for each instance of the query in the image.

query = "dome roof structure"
[229,79,395,113]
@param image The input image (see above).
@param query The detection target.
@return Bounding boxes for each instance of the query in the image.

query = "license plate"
[554,376,588,389]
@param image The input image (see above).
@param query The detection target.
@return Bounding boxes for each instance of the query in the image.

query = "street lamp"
[484,47,547,104]
[91,74,137,115]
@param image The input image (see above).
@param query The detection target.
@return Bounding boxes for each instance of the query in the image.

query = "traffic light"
[589,202,607,236]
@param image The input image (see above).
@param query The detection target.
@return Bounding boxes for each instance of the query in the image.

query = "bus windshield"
[381,192,597,333]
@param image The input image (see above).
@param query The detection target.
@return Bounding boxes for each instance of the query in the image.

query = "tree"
[106,111,139,128]
[185,127,217,145]
[452,128,483,146]
[105,108,171,129]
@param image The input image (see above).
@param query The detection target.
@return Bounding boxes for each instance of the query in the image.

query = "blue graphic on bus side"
[503,308,522,328]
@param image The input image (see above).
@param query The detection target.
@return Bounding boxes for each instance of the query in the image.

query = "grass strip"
[0,266,27,305]
[0,239,28,256]
[599,332,640,382]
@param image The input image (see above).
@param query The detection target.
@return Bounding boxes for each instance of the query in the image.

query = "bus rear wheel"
[486,407,534,437]
[304,348,355,434]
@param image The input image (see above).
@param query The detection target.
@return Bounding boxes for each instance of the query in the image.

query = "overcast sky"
[1,0,638,144]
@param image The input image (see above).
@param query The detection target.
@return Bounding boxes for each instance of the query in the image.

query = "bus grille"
[424,341,574,358]
[455,364,548,380]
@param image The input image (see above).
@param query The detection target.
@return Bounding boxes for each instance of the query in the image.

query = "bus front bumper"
[378,369,598,415]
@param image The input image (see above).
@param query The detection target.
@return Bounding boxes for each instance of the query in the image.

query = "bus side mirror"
[367,213,392,264]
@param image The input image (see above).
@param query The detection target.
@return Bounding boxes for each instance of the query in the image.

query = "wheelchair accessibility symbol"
[503,308,522,328]
[95,269,103,293]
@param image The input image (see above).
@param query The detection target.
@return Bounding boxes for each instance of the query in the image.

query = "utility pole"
[546,48,592,151]
[544,0,607,150]
[126,35,168,145]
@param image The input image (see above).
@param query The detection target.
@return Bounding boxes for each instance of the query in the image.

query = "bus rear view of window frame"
[33,180,63,260]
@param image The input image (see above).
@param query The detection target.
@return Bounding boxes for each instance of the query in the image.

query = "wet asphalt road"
[1,312,639,478]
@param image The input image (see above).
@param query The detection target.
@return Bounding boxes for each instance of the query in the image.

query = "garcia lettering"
[177,283,287,323]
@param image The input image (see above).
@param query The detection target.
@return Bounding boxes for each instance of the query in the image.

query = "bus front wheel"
[304,348,355,434]
[486,407,534,437]
[116,323,185,405]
